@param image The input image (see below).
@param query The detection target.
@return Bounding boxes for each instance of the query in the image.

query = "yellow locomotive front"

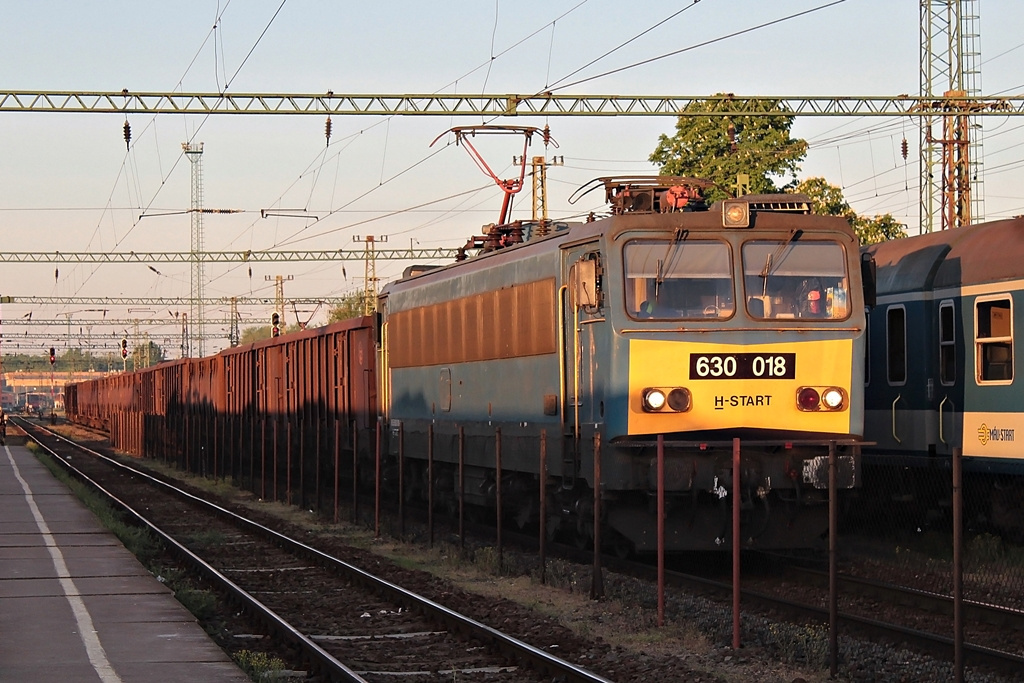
[574,180,867,551]
[624,226,861,440]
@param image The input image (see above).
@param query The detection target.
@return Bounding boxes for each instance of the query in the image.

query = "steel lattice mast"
[920,0,984,231]
[182,142,205,356]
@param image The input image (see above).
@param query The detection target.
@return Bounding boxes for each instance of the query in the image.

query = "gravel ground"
[41,423,1024,682]
[208,497,1023,683]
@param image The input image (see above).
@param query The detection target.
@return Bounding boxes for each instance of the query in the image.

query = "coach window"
[623,239,733,320]
[887,305,907,385]
[939,300,956,385]
[976,296,1013,383]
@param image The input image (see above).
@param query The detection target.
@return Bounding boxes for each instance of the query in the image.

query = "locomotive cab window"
[976,296,1013,383]
[623,239,733,319]
[741,240,850,320]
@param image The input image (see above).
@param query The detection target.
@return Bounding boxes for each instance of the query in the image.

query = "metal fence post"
[591,431,604,600]
[829,440,838,678]
[496,426,503,572]
[374,418,382,538]
[333,418,340,524]
[539,429,547,585]
[458,425,465,553]
[732,437,740,649]
[428,423,434,548]
[954,446,964,683]
[657,433,665,627]
[398,421,405,538]
[351,420,358,525]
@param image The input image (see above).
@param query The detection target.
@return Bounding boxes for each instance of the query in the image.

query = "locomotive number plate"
[688,353,796,380]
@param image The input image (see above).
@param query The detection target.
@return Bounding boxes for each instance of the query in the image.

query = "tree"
[650,96,808,203]
[794,176,855,219]
[326,291,372,324]
[852,213,907,246]
[795,178,906,245]
[239,326,273,345]
[131,341,165,369]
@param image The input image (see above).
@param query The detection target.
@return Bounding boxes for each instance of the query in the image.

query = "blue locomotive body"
[382,179,867,552]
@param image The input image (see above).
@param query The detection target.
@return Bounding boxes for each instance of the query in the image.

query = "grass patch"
[232,649,286,680]
[35,451,162,563]
[184,529,228,550]
[173,584,219,622]
[762,622,830,667]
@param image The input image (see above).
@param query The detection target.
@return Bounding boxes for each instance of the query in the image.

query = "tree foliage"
[649,101,907,246]
[326,292,372,324]
[1,348,127,373]
[794,178,906,245]
[239,326,274,345]
[650,96,808,203]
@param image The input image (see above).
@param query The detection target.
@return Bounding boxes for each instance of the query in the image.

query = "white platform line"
[5,445,122,683]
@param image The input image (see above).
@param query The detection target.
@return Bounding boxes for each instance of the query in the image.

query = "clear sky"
[1,0,1022,357]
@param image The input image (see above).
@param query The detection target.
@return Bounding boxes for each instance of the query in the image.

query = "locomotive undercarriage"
[380,424,856,554]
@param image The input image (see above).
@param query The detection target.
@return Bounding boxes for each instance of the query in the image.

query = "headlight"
[667,388,691,411]
[722,199,750,228]
[642,388,667,411]
[796,386,847,411]
[641,387,692,413]
[822,387,845,410]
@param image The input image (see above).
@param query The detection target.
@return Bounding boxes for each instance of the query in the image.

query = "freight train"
[861,215,1024,538]
[66,176,870,553]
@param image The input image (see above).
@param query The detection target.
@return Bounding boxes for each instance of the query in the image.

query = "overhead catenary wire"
[544,0,849,93]
[61,0,288,344]
[15,1,1020,349]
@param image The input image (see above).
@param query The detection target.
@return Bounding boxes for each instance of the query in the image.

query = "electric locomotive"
[381,176,867,553]
[861,216,1024,537]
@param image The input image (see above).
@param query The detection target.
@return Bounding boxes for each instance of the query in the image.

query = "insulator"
[123,120,131,149]
[325,116,332,146]
[542,124,551,147]
[900,137,908,160]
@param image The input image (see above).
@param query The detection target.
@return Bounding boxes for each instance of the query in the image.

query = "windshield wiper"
[760,229,803,281]
[656,228,688,288]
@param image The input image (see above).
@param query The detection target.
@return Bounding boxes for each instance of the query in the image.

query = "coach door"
[935,299,962,453]
[561,244,604,486]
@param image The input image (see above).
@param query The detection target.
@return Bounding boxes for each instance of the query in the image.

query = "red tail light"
[797,387,820,411]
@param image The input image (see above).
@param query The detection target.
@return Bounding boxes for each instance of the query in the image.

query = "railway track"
[17,417,615,683]
[367,484,1024,679]
[22,414,1024,680]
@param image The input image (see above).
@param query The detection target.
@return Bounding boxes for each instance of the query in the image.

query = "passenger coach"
[862,216,1024,537]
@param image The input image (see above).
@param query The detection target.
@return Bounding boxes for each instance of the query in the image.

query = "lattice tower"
[920,0,984,231]
[182,141,205,354]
